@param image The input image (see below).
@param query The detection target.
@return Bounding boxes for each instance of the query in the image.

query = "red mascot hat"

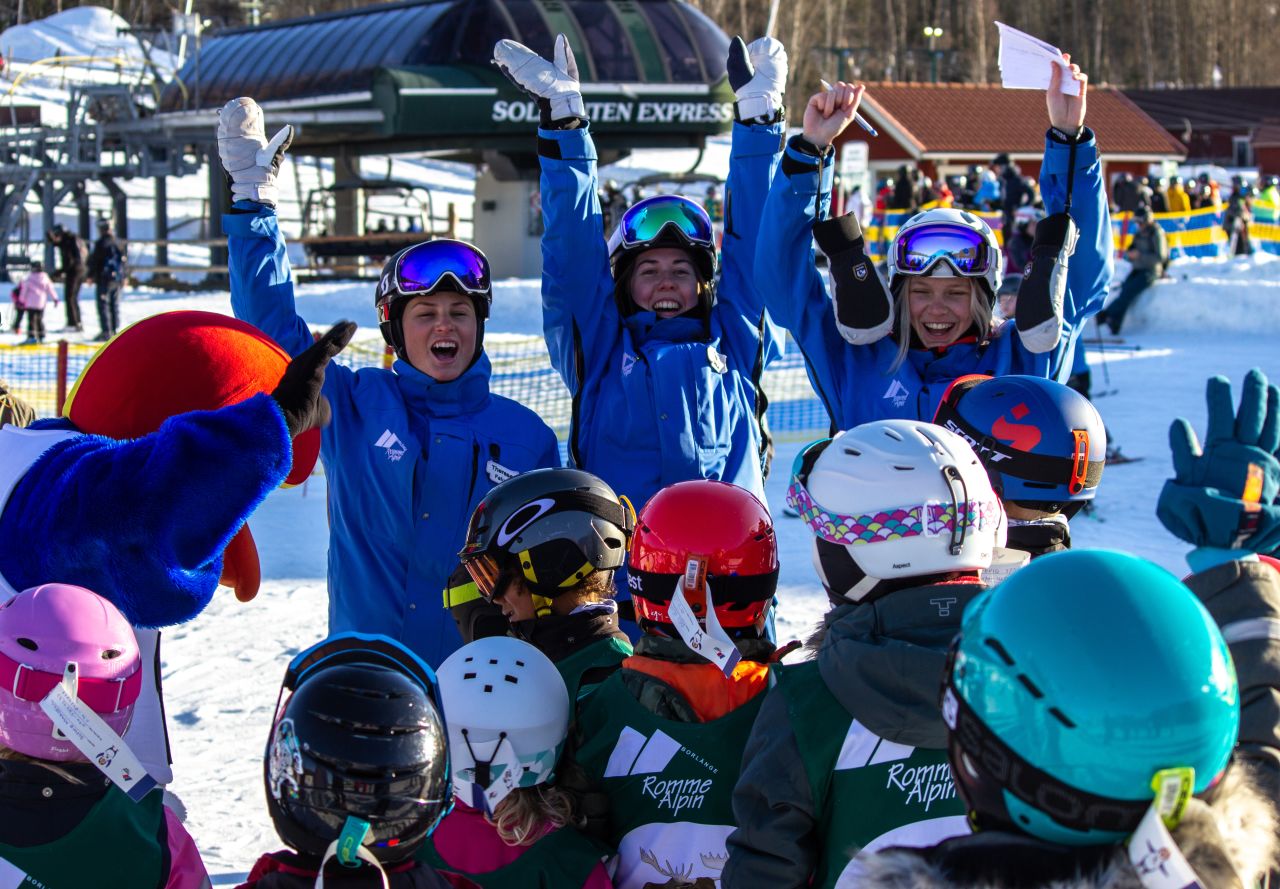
[62,311,322,602]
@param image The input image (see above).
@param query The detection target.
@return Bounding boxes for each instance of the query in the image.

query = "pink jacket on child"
[16,272,57,311]
[429,801,612,888]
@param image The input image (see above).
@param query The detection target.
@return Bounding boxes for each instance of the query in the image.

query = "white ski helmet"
[436,636,570,813]
[887,207,1003,304]
[787,420,1005,602]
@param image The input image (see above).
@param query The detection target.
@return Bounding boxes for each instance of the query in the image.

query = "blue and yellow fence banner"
[865,204,1279,263]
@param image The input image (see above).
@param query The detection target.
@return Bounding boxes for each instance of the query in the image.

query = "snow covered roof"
[856,81,1186,161]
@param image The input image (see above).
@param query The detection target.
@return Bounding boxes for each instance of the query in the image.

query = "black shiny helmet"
[265,634,450,864]
[459,468,635,601]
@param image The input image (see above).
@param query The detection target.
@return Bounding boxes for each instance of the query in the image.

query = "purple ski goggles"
[391,240,491,298]
[894,223,994,277]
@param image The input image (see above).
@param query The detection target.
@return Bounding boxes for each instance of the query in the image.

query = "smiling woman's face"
[629,248,700,318]
[906,275,975,349]
[400,291,477,380]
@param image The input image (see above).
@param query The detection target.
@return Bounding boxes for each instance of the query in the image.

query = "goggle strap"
[944,674,1151,833]
[627,568,780,605]
[935,404,1103,491]
[0,650,141,713]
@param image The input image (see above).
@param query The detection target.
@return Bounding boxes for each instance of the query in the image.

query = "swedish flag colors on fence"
[866,204,1280,262]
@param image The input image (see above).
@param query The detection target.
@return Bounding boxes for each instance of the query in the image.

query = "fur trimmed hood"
[854,762,1279,889]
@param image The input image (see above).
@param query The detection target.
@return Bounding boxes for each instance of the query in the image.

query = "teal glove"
[1157,368,1280,552]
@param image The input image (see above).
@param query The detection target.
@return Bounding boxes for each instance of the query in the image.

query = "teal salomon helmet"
[942,550,1239,846]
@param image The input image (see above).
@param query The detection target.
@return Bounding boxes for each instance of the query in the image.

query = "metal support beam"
[40,181,56,269]
[154,175,169,267]
[206,147,230,286]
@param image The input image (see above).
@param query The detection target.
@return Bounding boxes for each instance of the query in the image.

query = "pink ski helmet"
[0,584,141,761]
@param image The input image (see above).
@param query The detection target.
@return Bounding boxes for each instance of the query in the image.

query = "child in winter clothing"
[7,283,23,334]
[217,97,559,668]
[16,261,57,344]
[933,374,1106,560]
[241,634,452,889]
[572,480,783,889]
[760,60,1109,432]
[457,468,636,703]
[420,636,612,888]
[0,583,208,889]
[724,420,1005,888]
[857,548,1278,889]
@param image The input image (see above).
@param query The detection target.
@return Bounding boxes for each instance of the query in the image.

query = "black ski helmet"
[459,467,635,600]
[265,661,449,863]
[374,239,492,365]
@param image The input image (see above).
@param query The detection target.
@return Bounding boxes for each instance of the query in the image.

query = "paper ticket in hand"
[39,665,157,803]
[995,22,1081,96]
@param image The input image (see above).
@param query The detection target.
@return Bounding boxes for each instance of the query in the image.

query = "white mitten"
[728,36,788,122]
[217,97,293,206]
[493,34,585,123]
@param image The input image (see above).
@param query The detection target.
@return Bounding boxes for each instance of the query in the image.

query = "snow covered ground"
[98,252,1274,883]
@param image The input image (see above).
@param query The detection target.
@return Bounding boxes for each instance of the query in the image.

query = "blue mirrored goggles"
[390,240,491,299]
[608,195,715,256]
[894,223,993,277]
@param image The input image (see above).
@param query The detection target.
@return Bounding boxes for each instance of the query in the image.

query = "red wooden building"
[840,82,1185,200]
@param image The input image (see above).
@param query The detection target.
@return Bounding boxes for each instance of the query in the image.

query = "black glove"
[1015,212,1079,353]
[816,213,894,345]
[270,321,356,437]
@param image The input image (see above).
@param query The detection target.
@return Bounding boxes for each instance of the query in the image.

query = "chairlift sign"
[491,99,734,126]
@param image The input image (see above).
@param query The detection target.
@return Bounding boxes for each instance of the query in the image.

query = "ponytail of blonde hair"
[486,783,577,846]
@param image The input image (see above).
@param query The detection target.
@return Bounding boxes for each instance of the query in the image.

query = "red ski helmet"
[627,480,778,636]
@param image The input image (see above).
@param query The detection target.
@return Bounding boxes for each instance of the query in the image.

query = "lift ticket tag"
[669,557,741,677]
[39,664,157,803]
[1126,768,1203,889]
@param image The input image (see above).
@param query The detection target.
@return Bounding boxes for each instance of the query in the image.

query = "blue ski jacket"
[225,206,560,667]
[539,120,785,512]
[759,131,1112,430]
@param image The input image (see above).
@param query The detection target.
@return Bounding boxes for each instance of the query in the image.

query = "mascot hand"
[271,321,356,437]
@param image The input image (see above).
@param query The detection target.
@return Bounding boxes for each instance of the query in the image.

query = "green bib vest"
[575,670,764,889]
[419,822,606,889]
[0,784,167,889]
[554,635,632,704]
[777,660,969,889]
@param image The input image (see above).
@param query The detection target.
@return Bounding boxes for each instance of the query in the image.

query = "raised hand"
[493,34,585,125]
[727,36,788,123]
[271,321,357,437]
[801,81,865,149]
[1047,53,1088,134]
[1157,368,1280,553]
[217,97,293,206]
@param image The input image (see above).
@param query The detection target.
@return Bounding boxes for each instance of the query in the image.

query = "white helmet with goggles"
[887,208,1003,305]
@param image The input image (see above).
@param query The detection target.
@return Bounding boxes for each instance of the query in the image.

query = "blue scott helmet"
[933,374,1106,516]
[942,550,1239,846]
